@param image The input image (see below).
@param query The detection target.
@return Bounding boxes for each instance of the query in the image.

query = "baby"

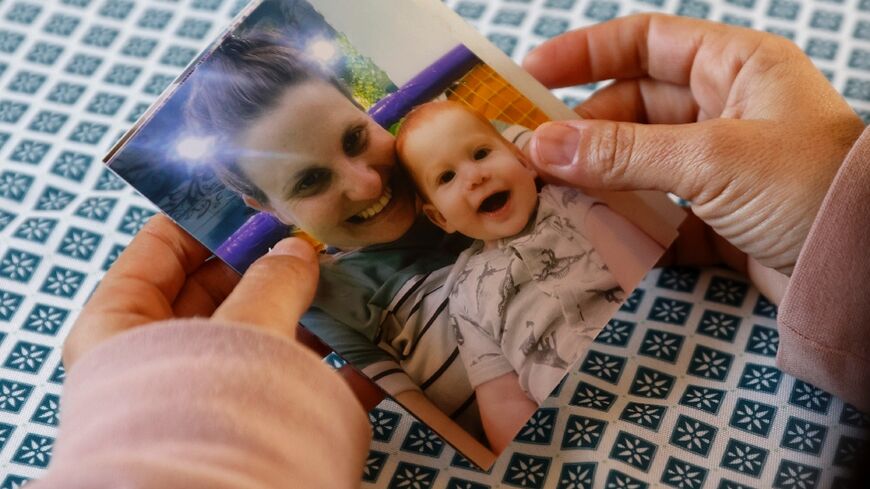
[397,101,663,453]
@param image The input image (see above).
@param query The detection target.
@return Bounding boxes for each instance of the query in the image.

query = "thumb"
[213,237,319,338]
[529,119,742,201]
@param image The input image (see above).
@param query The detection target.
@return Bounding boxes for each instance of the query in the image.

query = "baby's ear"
[422,203,455,234]
[513,144,538,177]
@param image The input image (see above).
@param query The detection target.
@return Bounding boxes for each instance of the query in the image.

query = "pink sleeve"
[29,320,371,488]
[778,125,870,412]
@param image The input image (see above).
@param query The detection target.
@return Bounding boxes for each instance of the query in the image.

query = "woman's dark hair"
[185,30,352,204]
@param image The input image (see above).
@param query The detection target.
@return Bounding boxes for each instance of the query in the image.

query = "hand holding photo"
[105,0,684,468]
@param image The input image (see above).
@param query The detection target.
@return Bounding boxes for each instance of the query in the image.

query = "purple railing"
[368,44,480,127]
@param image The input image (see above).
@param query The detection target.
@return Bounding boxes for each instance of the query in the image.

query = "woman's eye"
[437,171,455,185]
[473,147,491,161]
[342,125,368,156]
[294,169,330,195]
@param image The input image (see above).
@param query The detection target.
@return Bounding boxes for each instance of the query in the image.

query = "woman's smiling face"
[235,80,418,248]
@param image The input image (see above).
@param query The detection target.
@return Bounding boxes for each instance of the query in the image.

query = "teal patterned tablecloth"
[0,1,868,488]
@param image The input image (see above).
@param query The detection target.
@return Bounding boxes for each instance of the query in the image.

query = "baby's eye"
[437,171,455,185]
[473,147,491,161]
[342,125,368,157]
[294,168,331,195]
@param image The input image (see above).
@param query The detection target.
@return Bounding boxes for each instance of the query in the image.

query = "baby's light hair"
[396,100,527,200]
[396,101,502,157]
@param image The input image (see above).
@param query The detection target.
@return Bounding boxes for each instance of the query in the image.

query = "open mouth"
[346,186,393,224]
[478,191,510,214]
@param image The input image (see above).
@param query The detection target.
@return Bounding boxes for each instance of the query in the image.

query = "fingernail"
[269,238,314,259]
[532,122,580,167]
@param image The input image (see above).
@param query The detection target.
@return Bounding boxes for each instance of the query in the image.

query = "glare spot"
[308,38,338,67]
[175,135,216,162]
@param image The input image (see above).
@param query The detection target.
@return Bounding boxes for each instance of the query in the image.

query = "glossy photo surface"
[106,0,681,468]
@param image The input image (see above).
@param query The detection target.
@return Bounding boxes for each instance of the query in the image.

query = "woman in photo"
[185,31,496,462]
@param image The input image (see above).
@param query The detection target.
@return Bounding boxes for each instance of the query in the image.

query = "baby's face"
[401,106,537,241]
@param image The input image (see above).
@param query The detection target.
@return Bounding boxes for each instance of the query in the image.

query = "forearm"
[32,320,371,489]
[778,125,870,412]
[475,372,538,455]
[395,389,495,467]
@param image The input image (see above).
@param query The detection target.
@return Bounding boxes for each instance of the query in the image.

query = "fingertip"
[268,238,320,284]
[522,42,573,89]
[214,244,321,335]
[144,212,172,227]
[270,237,317,263]
[521,45,547,77]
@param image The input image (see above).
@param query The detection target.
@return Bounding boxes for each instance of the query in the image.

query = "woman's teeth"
[355,186,393,220]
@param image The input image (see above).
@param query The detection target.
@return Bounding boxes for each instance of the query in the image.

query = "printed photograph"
[105,0,682,468]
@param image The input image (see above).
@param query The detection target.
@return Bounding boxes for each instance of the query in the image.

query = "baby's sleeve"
[450,275,514,390]
[453,313,514,389]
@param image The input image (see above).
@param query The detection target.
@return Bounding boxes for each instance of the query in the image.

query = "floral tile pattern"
[0,0,868,487]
